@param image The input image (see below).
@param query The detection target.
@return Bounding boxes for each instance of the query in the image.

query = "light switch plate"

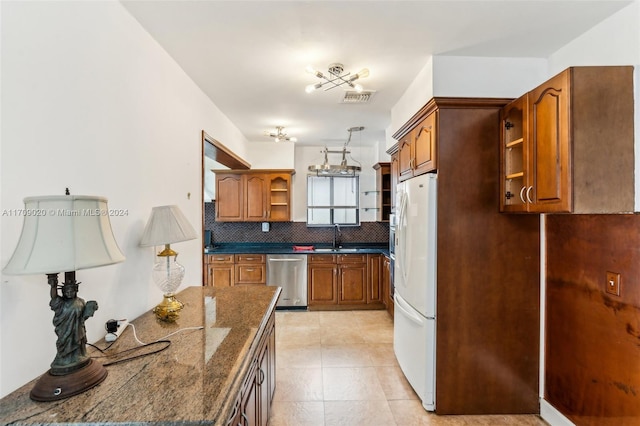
[261,222,269,232]
[606,271,621,296]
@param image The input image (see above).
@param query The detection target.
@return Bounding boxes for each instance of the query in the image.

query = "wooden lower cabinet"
[235,254,266,285]
[205,254,234,287]
[339,263,367,304]
[227,311,276,426]
[308,253,384,310]
[367,254,383,304]
[204,254,266,287]
[308,263,338,305]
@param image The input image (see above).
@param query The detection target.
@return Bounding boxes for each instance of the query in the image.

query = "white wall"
[388,57,434,149]
[0,1,248,396]
[432,56,548,98]
[245,141,295,170]
[389,56,547,140]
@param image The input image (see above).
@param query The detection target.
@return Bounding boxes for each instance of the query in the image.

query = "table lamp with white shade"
[139,205,197,321]
[2,192,125,401]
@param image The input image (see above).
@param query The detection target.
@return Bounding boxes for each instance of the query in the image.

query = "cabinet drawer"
[235,254,266,264]
[235,264,266,285]
[308,254,336,264]
[207,254,234,264]
[337,254,367,264]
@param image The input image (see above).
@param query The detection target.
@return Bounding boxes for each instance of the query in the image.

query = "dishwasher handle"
[268,258,304,262]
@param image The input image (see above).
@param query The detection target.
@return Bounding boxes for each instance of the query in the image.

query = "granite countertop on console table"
[205,242,389,255]
[0,285,281,425]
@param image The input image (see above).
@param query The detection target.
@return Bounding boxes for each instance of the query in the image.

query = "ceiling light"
[266,126,297,142]
[305,63,370,93]
[308,126,364,176]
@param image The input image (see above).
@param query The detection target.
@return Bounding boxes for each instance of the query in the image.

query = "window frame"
[306,174,360,227]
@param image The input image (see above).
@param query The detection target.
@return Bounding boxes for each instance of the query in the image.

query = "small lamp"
[140,205,197,322]
[2,193,125,401]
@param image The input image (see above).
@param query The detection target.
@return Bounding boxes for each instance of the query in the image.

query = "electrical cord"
[88,322,204,366]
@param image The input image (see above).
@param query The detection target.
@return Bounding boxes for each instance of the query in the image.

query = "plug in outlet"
[105,319,129,342]
[606,271,621,296]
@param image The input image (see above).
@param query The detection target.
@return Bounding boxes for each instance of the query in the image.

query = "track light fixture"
[266,126,297,142]
[305,63,370,93]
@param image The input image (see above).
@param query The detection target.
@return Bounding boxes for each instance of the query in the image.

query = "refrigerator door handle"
[394,294,425,325]
[397,191,409,284]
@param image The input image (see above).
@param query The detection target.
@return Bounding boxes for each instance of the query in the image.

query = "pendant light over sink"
[308,126,363,176]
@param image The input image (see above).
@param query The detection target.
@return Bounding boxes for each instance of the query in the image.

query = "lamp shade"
[3,195,126,275]
[139,205,197,247]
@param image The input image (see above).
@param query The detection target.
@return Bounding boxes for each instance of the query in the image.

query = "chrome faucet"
[333,224,341,249]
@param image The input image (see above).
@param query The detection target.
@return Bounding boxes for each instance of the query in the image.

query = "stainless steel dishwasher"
[266,254,307,309]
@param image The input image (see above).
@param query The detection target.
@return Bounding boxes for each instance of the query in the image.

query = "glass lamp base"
[153,293,184,322]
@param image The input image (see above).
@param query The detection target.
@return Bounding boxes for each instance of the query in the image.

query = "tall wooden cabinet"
[214,169,295,221]
[392,97,541,415]
[500,66,635,213]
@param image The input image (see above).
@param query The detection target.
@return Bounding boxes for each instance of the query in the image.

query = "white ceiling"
[121,0,630,147]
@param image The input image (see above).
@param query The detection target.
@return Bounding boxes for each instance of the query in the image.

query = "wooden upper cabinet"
[528,70,570,213]
[267,173,292,222]
[413,112,437,176]
[500,66,635,214]
[500,95,529,213]
[215,170,294,222]
[215,174,243,221]
[244,174,268,221]
[397,131,414,182]
[395,110,438,182]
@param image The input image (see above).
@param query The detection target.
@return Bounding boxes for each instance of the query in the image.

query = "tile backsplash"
[204,202,389,244]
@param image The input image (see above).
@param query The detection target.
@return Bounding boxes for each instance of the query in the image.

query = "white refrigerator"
[393,173,437,411]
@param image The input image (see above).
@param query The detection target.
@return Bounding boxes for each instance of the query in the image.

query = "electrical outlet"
[105,319,129,342]
[606,271,621,296]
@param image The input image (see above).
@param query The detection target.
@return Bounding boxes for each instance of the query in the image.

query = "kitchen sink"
[314,248,360,252]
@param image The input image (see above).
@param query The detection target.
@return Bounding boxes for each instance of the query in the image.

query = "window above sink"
[307,175,360,226]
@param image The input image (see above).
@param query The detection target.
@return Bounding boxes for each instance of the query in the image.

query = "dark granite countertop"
[204,242,389,256]
[0,285,281,425]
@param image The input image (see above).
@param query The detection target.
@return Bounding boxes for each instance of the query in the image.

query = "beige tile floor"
[270,310,548,426]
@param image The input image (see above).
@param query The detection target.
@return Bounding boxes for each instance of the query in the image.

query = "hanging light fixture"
[308,126,363,176]
[305,63,370,93]
[266,126,297,142]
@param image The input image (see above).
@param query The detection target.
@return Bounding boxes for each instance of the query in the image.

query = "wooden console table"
[0,285,280,425]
